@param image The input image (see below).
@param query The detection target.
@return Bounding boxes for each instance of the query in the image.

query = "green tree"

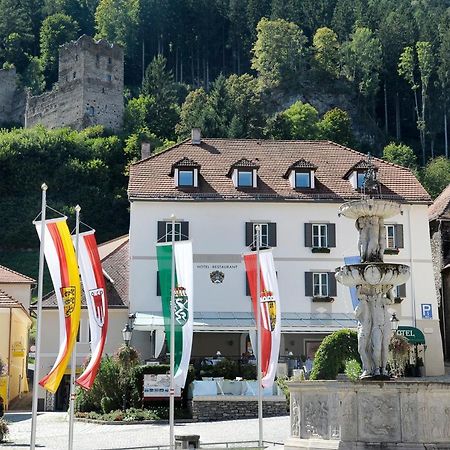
[341,27,382,101]
[176,88,210,138]
[95,0,139,55]
[318,108,353,146]
[283,101,320,139]
[382,142,418,169]
[438,29,450,157]
[251,18,307,90]
[421,156,450,198]
[40,13,79,85]
[141,55,177,104]
[312,27,340,78]
[20,56,45,95]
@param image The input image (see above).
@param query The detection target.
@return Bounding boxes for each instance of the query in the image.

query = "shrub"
[388,334,410,377]
[309,329,360,380]
[344,359,362,381]
[199,358,239,379]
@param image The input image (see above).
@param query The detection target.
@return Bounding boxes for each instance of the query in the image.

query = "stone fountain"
[284,162,450,450]
[335,196,410,378]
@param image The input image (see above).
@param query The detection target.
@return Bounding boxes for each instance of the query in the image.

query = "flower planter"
[311,247,330,254]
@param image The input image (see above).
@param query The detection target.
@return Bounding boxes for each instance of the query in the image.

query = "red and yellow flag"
[35,217,81,393]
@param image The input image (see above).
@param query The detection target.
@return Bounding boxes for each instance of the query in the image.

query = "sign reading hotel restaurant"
[143,374,181,398]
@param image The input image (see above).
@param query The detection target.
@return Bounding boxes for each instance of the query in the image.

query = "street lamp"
[390,312,399,333]
[122,323,133,347]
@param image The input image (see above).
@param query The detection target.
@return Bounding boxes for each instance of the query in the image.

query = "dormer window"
[228,158,259,188]
[171,157,200,188]
[344,159,378,190]
[284,159,317,189]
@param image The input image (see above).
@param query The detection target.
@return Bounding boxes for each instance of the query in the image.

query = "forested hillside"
[1,0,450,264]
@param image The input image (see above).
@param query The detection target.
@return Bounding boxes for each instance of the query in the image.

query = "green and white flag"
[156,241,194,388]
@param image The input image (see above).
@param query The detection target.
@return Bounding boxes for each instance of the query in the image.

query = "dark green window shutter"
[157,221,166,242]
[327,224,336,248]
[397,283,406,297]
[245,222,253,247]
[305,272,313,296]
[181,221,189,240]
[328,272,337,296]
[156,271,161,296]
[304,223,312,247]
[268,223,277,247]
[395,224,404,248]
[245,275,250,296]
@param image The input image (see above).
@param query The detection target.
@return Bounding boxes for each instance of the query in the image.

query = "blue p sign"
[421,304,432,319]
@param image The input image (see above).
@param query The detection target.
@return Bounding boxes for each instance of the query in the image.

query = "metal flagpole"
[169,214,176,450]
[68,205,81,450]
[255,225,263,447]
[31,183,47,450]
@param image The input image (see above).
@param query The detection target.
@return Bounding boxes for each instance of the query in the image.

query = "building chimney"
[141,141,151,159]
[191,128,201,145]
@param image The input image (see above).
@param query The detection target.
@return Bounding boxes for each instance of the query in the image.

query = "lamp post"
[122,323,133,411]
[390,312,399,334]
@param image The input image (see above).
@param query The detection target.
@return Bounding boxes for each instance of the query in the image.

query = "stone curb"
[75,417,194,425]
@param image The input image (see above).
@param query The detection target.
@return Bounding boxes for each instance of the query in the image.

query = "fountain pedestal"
[285,380,450,450]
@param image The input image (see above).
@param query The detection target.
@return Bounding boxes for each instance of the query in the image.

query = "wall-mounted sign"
[210,270,225,284]
[421,304,433,319]
[196,264,238,270]
[397,326,425,344]
[12,341,25,358]
[143,374,181,398]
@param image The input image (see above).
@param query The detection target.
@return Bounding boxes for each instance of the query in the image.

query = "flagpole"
[255,225,263,447]
[30,183,47,450]
[68,205,81,450]
[169,214,176,450]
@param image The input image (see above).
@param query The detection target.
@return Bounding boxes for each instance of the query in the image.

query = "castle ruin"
[25,35,124,131]
[0,68,26,126]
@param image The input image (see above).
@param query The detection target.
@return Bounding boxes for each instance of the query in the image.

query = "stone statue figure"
[355,215,385,263]
[356,284,394,377]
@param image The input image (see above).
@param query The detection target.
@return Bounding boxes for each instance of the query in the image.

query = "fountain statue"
[335,160,410,378]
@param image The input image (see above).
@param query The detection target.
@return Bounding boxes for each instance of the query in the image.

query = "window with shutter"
[157,221,189,242]
[327,272,337,296]
[305,272,313,296]
[304,223,312,247]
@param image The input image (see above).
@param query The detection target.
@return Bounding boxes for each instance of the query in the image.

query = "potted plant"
[0,418,9,443]
[388,334,410,377]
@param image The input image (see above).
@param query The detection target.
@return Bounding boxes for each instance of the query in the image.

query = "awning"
[133,311,357,333]
[397,326,426,344]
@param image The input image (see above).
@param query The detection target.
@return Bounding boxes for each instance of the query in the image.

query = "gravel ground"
[1,412,289,450]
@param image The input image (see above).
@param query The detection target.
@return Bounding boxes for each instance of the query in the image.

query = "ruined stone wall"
[26,35,124,131]
[0,68,25,125]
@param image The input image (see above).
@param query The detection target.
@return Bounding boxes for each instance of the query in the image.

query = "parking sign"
[421,304,432,319]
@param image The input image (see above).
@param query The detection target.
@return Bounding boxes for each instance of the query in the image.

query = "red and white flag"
[243,249,281,388]
[74,231,108,389]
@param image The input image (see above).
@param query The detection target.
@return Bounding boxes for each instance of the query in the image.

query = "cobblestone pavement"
[2,412,289,450]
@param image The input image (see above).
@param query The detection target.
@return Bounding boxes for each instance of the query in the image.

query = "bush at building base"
[309,329,360,380]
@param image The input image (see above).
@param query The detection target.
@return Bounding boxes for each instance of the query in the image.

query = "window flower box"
[311,247,331,254]
[312,296,334,303]
[384,248,399,255]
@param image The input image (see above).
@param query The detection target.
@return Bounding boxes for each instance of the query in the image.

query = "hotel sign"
[397,326,425,344]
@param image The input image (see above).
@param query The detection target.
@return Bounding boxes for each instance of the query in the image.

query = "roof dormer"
[171,157,200,188]
[344,159,378,190]
[284,159,318,189]
[227,158,260,188]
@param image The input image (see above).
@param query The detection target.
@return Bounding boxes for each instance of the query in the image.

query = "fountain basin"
[336,263,410,287]
[339,199,402,220]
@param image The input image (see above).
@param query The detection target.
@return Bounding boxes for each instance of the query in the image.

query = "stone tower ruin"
[26,35,124,131]
[0,68,26,126]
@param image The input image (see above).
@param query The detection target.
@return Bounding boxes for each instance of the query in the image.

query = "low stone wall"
[285,380,450,450]
[189,395,287,421]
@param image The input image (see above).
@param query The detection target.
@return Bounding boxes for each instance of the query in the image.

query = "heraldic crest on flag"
[243,249,281,389]
[34,217,82,394]
[156,241,194,389]
[75,230,109,390]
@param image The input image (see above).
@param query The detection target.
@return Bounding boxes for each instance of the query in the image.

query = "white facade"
[129,199,445,375]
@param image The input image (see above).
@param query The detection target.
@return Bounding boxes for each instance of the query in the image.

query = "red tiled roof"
[0,265,35,284]
[38,239,129,309]
[128,139,430,203]
[429,184,450,221]
[0,289,31,319]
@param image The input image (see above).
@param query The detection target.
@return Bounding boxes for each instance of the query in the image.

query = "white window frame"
[238,170,253,187]
[313,273,328,297]
[295,171,311,188]
[253,223,269,247]
[312,224,328,248]
[165,221,182,242]
[178,169,194,187]
[385,224,396,249]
